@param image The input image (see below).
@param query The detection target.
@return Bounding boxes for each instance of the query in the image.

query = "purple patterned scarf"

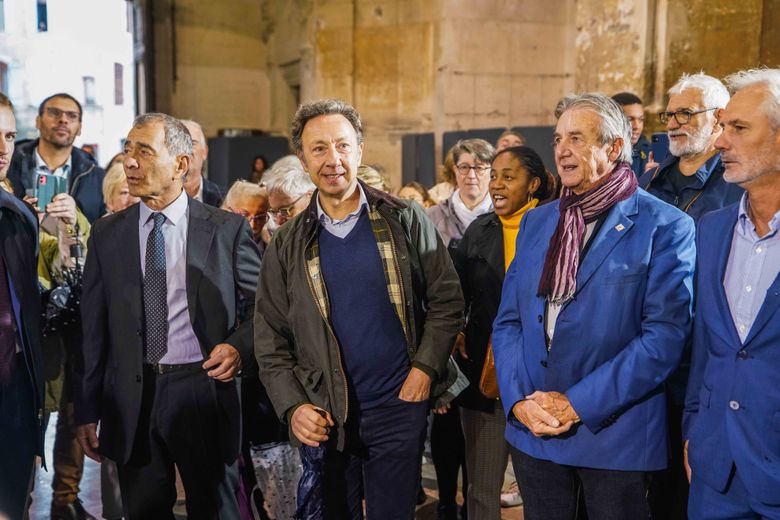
[538,162,638,304]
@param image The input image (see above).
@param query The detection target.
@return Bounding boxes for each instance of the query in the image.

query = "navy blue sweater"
[318,212,409,411]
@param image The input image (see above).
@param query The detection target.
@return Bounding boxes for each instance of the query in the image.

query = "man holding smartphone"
[7,92,106,223]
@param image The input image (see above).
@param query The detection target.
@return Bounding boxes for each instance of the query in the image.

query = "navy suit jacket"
[684,203,780,504]
[493,189,695,471]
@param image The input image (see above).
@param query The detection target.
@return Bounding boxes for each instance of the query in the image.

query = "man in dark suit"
[74,113,261,519]
[182,119,226,207]
[684,68,780,518]
[0,93,45,519]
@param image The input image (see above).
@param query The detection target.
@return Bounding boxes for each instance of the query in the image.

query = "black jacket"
[75,198,261,464]
[451,212,505,411]
[202,178,226,208]
[7,139,106,223]
[0,189,45,458]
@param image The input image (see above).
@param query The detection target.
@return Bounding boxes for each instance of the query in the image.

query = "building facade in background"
[0,0,136,164]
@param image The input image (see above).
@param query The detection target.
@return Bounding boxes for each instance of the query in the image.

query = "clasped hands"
[512,390,580,437]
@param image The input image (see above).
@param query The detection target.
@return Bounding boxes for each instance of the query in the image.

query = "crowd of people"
[0,65,778,520]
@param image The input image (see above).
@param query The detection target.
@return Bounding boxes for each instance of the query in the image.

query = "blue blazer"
[493,189,695,471]
[684,203,780,504]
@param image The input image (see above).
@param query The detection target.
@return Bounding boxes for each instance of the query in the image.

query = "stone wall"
[140,0,780,187]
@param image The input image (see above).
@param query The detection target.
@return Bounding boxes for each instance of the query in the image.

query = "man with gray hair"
[639,72,743,519]
[254,99,463,517]
[684,68,780,519]
[181,119,226,207]
[640,72,743,220]
[74,113,261,519]
[492,92,695,518]
[262,155,315,235]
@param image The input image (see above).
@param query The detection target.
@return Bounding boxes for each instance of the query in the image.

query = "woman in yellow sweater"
[451,146,557,519]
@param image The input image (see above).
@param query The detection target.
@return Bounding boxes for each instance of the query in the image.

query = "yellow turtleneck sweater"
[498,198,539,272]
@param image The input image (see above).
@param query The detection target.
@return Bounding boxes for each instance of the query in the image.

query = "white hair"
[555,93,633,163]
[668,72,730,111]
[724,68,780,129]
[263,155,315,199]
[222,179,266,209]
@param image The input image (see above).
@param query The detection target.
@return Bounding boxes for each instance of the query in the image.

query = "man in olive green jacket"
[254,99,463,518]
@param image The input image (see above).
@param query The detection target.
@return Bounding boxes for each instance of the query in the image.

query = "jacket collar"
[18,138,97,177]
[645,152,722,190]
[302,179,407,238]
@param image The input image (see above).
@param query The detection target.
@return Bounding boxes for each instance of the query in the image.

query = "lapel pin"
[615,224,625,232]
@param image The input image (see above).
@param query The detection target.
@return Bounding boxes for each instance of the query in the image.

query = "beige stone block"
[438,19,511,75]
[540,76,571,119]
[509,75,543,121]
[474,75,510,116]
[442,0,569,24]
[356,0,399,27]
[441,72,475,115]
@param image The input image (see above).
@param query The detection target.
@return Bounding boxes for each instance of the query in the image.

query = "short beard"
[668,127,712,158]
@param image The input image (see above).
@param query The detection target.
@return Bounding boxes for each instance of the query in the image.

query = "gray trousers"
[460,401,510,520]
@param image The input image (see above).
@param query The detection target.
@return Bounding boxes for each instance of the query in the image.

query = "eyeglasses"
[226,207,268,225]
[268,195,305,220]
[44,107,81,122]
[658,108,716,125]
[455,163,491,176]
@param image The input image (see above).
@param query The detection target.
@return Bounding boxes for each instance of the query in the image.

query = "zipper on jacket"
[69,164,95,196]
[303,248,350,425]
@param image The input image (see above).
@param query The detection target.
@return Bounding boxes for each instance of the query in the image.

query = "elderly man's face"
[554,108,620,195]
[716,84,780,187]
[298,114,363,200]
[268,190,311,226]
[123,122,187,202]
[666,88,719,157]
[182,121,207,195]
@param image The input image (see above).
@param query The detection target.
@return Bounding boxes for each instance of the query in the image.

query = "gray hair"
[724,68,780,129]
[132,113,193,157]
[290,99,363,154]
[222,179,266,209]
[449,138,496,166]
[263,156,316,200]
[555,93,633,163]
[668,72,730,111]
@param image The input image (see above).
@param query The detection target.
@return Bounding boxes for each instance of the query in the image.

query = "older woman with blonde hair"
[101,161,139,215]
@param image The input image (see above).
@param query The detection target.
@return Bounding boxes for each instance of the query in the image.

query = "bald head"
[181,119,208,196]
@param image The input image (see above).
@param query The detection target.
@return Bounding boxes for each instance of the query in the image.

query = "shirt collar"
[737,192,780,237]
[35,147,72,175]
[139,189,189,227]
[316,183,368,225]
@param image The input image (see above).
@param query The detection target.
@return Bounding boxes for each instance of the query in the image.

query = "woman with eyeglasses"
[424,138,495,520]
[221,180,270,253]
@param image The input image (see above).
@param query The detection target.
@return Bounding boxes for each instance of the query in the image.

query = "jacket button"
[737,350,748,360]
[136,329,142,336]
[540,360,547,367]
[729,400,740,410]
[136,375,142,382]
[537,315,543,323]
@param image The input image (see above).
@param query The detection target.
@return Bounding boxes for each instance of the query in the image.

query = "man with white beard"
[639,72,743,519]
[640,73,743,220]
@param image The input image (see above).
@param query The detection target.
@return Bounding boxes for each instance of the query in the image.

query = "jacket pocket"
[604,272,645,285]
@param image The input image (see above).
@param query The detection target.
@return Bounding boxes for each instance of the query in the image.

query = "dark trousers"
[649,401,689,519]
[0,354,37,520]
[324,398,428,520]
[511,448,651,520]
[116,366,239,520]
[431,403,468,519]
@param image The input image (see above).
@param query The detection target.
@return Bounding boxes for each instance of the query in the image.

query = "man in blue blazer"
[684,68,780,518]
[492,93,695,519]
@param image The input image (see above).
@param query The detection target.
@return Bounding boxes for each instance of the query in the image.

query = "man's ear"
[297,152,308,173]
[174,154,190,181]
[713,108,724,132]
[608,137,624,162]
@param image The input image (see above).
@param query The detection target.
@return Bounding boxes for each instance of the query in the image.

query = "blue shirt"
[315,183,368,239]
[723,194,780,343]
[138,190,203,364]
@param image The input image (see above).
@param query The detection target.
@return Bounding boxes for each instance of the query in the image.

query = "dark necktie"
[143,213,168,363]
[0,254,18,385]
